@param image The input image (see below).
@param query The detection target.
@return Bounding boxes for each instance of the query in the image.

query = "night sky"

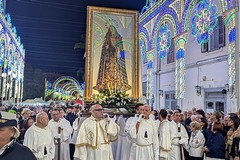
[6,0,146,83]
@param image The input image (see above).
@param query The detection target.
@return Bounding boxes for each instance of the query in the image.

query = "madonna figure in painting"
[93,25,131,92]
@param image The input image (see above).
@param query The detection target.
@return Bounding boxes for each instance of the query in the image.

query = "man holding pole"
[169,110,189,160]
[48,109,73,160]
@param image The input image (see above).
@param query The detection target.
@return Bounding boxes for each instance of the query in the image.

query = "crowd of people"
[1,102,240,160]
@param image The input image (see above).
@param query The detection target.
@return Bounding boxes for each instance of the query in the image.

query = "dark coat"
[205,132,225,159]
[18,119,25,130]
[202,128,212,144]
[65,112,78,126]
[0,141,37,160]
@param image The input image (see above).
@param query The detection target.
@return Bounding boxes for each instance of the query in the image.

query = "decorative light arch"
[182,0,201,32]
[152,10,179,47]
[182,0,226,33]
[140,0,158,15]
[139,27,150,50]
[61,82,76,91]
[220,0,236,12]
[52,76,83,96]
[139,28,149,63]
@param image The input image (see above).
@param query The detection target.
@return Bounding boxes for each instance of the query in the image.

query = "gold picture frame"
[85,6,139,100]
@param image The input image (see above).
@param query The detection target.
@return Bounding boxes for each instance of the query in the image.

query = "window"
[164,91,177,109]
[167,38,175,64]
[201,16,225,53]
[142,81,147,96]
[140,40,148,64]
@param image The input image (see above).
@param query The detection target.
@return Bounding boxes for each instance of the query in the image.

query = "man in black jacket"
[0,111,37,160]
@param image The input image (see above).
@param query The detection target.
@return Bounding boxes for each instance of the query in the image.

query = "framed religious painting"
[85,6,139,101]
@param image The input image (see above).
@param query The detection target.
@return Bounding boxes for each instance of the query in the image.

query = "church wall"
[140,0,238,112]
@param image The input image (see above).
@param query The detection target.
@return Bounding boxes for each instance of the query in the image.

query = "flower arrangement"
[93,89,135,112]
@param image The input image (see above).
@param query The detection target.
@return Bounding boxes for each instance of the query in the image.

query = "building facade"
[0,0,25,104]
[139,0,238,113]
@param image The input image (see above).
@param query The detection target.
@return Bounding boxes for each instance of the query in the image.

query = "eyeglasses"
[94,109,104,112]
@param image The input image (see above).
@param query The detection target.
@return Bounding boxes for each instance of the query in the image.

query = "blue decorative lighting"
[191,0,218,44]
[229,27,236,43]
[147,60,153,69]
[118,50,126,59]
[227,0,236,10]
[176,48,185,60]
[156,25,171,59]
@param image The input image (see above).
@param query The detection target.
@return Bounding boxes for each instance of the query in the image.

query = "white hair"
[36,112,47,122]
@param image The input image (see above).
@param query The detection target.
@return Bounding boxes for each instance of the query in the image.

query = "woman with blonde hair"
[188,121,205,160]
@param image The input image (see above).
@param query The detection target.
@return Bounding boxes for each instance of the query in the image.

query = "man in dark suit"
[66,104,81,126]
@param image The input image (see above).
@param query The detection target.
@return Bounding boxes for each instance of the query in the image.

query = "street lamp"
[194,85,201,96]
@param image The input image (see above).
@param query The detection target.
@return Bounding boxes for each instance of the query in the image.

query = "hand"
[202,146,208,152]
[54,134,61,139]
[179,139,185,145]
[103,113,110,121]
[227,129,233,136]
[234,156,240,160]
[137,114,144,122]
[177,132,182,138]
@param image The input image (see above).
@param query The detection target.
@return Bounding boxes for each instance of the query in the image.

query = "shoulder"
[11,142,37,159]
[18,119,24,123]
[15,142,31,151]
[148,119,156,124]
[81,117,92,125]
[197,130,204,137]
[145,119,156,127]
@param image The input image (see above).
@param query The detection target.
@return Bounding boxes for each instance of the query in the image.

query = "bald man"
[128,105,159,160]
[74,104,120,160]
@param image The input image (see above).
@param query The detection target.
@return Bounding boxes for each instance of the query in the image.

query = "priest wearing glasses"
[74,104,120,160]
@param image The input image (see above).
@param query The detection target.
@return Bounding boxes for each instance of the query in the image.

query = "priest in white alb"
[128,105,159,160]
[23,112,55,160]
[74,104,120,160]
[123,104,144,159]
[158,109,171,160]
[169,110,189,160]
[48,109,73,160]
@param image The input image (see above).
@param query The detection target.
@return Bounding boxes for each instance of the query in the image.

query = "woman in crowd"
[225,113,240,159]
[188,121,205,160]
[18,117,35,144]
[199,117,212,144]
[230,125,240,160]
[208,111,221,130]
[202,122,225,160]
